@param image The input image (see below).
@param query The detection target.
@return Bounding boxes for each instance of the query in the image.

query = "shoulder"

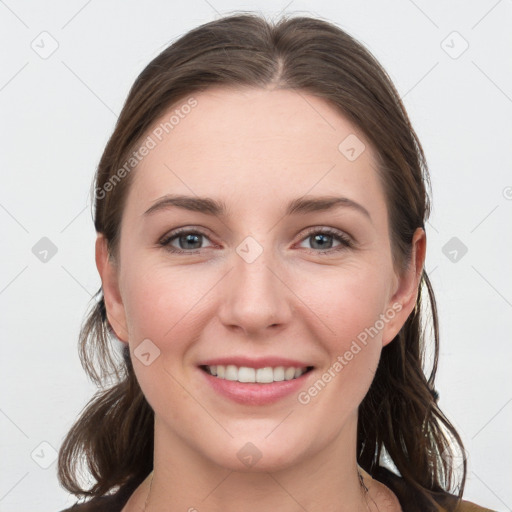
[453,500,497,512]
[58,479,139,512]
[371,465,497,512]
[58,494,120,512]
[57,475,145,512]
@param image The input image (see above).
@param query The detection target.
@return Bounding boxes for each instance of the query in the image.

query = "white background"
[0,1,511,511]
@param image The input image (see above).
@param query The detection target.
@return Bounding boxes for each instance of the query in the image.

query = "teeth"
[204,365,309,383]
[285,367,296,380]
[256,367,274,383]
[238,366,255,382]
[225,364,238,381]
[273,367,285,381]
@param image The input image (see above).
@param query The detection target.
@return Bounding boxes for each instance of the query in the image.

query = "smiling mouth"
[200,364,314,384]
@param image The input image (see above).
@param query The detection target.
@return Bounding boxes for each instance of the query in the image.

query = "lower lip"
[199,367,313,405]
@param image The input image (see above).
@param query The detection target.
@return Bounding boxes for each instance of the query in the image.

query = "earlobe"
[381,227,427,346]
[95,234,129,343]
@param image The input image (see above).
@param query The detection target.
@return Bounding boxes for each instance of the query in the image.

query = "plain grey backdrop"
[1,1,511,510]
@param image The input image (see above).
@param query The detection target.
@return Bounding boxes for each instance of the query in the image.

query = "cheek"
[119,260,220,404]
[119,261,212,415]
[121,260,211,341]
[293,266,388,407]
[297,262,390,345]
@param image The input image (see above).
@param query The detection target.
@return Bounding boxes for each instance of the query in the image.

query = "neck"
[140,414,374,512]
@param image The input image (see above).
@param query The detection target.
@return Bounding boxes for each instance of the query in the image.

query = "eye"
[159,228,214,253]
[297,227,353,254]
[159,226,354,255]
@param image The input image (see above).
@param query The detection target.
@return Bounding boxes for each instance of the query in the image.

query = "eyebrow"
[143,194,372,221]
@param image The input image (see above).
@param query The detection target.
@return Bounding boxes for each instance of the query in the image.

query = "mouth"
[200,364,314,383]
[197,362,315,405]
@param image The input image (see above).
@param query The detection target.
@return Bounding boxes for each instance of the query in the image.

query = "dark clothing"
[59,466,496,512]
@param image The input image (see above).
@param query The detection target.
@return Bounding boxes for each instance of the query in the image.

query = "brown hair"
[58,12,467,509]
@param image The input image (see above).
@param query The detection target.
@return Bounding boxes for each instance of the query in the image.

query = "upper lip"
[197,356,313,369]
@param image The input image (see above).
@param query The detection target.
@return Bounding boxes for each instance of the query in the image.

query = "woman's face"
[99,86,423,472]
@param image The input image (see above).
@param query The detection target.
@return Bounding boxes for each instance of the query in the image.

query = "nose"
[217,241,293,337]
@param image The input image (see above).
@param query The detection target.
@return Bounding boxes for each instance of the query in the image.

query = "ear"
[381,227,426,347]
[95,234,129,343]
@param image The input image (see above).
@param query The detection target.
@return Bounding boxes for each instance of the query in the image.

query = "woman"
[57,13,495,512]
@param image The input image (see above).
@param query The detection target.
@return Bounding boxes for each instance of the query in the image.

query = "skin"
[96,86,426,512]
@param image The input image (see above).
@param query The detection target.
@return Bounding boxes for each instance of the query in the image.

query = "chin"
[196,432,313,473]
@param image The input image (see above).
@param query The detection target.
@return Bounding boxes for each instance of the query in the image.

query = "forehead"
[128,87,386,219]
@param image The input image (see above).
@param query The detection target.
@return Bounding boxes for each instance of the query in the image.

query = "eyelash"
[158,227,354,255]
